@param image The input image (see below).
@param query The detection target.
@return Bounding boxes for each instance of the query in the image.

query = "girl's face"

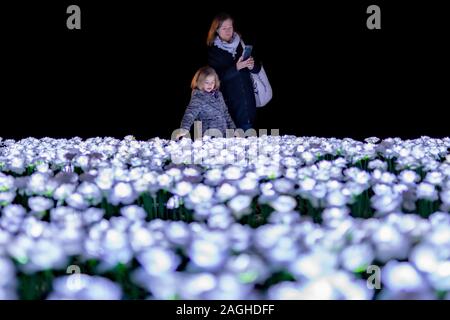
[217,19,234,42]
[202,75,216,92]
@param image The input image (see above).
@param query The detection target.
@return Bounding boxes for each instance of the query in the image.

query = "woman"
[207,12,261,131]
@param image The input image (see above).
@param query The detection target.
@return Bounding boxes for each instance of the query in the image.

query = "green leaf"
[436,290,447,300]
[16,256,29,265]
[168,293,181,300]
[238,271,259,284]
[354,265,368,274]
[44,190,53,197]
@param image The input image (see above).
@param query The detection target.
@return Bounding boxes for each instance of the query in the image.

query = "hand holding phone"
[242,45,253,61]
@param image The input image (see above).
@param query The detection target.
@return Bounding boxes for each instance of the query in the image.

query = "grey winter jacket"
[180,89,236,136]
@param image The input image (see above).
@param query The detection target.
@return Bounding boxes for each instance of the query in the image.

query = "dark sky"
[2,1,449,140]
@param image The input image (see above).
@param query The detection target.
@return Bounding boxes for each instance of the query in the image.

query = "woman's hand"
[247,57,255,70]
[236,56,255,71]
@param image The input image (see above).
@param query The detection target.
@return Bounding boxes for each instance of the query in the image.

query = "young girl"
[176,66,236,139]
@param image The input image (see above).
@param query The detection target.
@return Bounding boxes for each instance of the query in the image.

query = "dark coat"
[180,89,236,136]
[208,44,261,129]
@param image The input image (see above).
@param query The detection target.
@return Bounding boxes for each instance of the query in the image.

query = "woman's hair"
[191,66,220,90]
[206,12,234,46]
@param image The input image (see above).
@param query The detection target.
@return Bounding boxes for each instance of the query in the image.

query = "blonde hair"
[191,66,220,90]
[206,12,234,46]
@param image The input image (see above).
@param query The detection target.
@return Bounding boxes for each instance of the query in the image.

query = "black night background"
[2,1,449,141]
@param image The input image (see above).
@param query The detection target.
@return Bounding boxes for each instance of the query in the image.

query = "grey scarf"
[213,33,241,58]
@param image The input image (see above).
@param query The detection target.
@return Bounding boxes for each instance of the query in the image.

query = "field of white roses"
[1,135,450,300]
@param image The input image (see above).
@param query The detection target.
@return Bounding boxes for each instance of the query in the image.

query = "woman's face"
[217,19,234,42]
[202,75,216,92]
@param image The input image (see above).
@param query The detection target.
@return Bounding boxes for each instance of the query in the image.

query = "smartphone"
[242,45,253,61]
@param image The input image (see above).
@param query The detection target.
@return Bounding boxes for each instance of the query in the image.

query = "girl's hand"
[175,130,188,140]
[233,130,245,138]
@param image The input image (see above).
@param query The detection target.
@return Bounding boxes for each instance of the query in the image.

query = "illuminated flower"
[371,194,402,215]
[289,249,338,280]
[0,174,15,192]
[188,239,226,271]
[269,195,297,213]
[66,193,89,210]
[340,243,374,273]
[178,273,217,299]
[228,195,252,219]
[188,184,213,205]
[26,239,67,272]
[28,196,53,212]
[0,192,15,206]
[137,246,180,276]
[202,272,252,300]
[109,182,137,205]
[416,182,438,201]
[48,275,122,300]
[77,182,102,205]
[371,223,410,262]
[120,205,146,221]
[381,261,427,292]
